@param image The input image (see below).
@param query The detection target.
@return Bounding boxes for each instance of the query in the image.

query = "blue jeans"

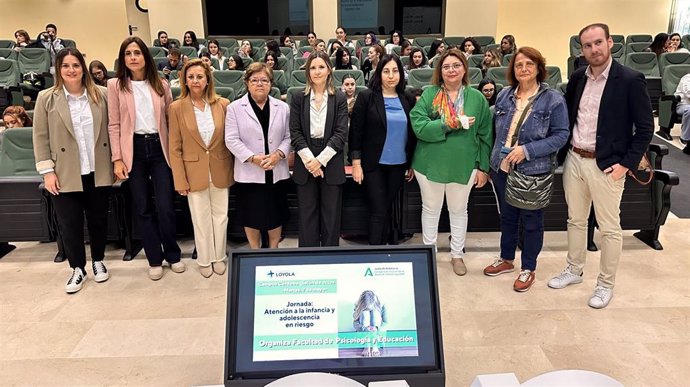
[491,169,544,271]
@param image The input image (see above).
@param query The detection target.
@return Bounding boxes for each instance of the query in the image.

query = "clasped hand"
[306,158,323,178]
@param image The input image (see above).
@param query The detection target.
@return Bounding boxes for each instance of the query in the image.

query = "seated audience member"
[361,44,385,83]
[335,48,358,70]
[157,47,184,79]
[183,30,205,55]
[27,23,64,71]
[14,29,32,51]
[207,39,228,70]
[363,31,379,47]
[404,47,429,79]
[2,105,33,130]
[674,71,690,154]
[266,40,283,57]
[281,35,298,56]
[89,60,110,86]
[155,30,174,51]
[478,78,497,106]
[263,50,278,70]
[500,34,517,56]
[227,54,245,71]
[199,52,216,71]
[305,31,318,49]
[384,30,404,54]
[645,33,669,56]
[329,41,344,58]
[481,47,502,76]
[400,40,413,57]
[667,33,689,53]
[332,26,355,50]
[341,73,358,117]
[427,40,446,64]
[460,37,482,58]
[238,40,253,59]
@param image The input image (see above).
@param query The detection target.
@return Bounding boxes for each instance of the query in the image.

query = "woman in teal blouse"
[410,48,493,276]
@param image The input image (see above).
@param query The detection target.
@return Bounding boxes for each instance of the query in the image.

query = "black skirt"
[235,178,289,230]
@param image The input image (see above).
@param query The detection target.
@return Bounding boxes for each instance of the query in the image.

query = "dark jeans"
[491,169,544,271]
[52,173,111,270]
[129,134,181,266]
[365,164,406,245]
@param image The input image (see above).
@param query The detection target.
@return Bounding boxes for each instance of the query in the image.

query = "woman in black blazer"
[349,54,416,245]
[289,51,349,247]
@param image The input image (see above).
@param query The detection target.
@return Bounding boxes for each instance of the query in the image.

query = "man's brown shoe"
[483,258,515,276]
[513,270,535,292]
[451,258,467,276]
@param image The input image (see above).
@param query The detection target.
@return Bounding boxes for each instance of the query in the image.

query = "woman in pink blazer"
[225,62,291,248]
[107,36,183,281]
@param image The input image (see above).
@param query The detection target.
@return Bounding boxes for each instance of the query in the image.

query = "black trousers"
[128,134,181,266]
[52,173,111,270]
[364,164,407,245]
[297,176,343,247]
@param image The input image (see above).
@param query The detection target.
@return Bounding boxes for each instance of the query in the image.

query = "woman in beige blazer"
[169,59,233,277]
[107,36,183,281]
[32,47,113,294]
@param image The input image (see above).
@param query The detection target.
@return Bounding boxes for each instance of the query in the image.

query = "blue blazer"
[557,60,654,170]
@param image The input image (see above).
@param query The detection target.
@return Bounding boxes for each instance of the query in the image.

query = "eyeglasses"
[441,63,463,71]
[249,78,270,85]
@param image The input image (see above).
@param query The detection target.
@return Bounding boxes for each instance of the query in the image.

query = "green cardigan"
[410,85,493,185]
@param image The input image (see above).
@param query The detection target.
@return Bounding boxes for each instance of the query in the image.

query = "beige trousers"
[563,149,626,288]
[187,184,229,267]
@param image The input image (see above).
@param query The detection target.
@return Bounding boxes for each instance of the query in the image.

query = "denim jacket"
[490,83,569,175]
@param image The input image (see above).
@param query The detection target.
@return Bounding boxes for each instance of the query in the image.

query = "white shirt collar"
[63,86,87,101]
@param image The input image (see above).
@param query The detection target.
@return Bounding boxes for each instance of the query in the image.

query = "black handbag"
[503,88,554,211]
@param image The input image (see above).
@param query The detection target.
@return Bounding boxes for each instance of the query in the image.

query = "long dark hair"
[368,54,405,94]
[183,30,200,51]
[408,47,428,70]
[334,48,354,70]
[115,36,165,96]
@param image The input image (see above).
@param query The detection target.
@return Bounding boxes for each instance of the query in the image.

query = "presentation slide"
[252,262,418,362]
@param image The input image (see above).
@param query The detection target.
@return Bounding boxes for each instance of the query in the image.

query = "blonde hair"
[303,51,335,95]
[178,59,219,103]
[353,290,382,321]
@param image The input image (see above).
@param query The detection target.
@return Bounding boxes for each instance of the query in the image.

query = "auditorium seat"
[611,43,626,62]
[60,39,77,49]
[0,58,23,107]
[467,54,483,68]
[215,86,235,101]
[468,67,482,85]
[443,36,465,48]
[0,40,14,49]
[407,68,434,88]
[0,48,18,61]
[502,53,513,66]
[626,34,653,44]
[474,36,495,47]
[332,69,365,86]
[657,64,690,140]
[272,69,288,94]
[626,42,650,53]
[148,46,167,58]
[412,37,438,48]
[658,52,690,78]
[289,70,308,88]
[213,70,246,97]
[486,66,509,87]
[215,38,238,52]
[625,52,660,76]
[569,35,582,57]
[545,66,563,88]
[179,46,198,59]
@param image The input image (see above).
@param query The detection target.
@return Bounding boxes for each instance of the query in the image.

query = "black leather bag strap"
[509,88,548,147]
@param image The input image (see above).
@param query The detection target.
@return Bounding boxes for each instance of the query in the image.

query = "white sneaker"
[92,261,109,283]
[547,265,583,289]
[588,286,614,309]
[65,268,87,294]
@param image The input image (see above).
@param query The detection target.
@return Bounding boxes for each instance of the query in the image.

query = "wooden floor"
[1,130,688,387]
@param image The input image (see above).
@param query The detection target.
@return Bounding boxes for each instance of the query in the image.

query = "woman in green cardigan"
[410,48,493,276]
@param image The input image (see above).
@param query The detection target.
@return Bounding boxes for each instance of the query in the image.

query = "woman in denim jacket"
[483,47,569,292]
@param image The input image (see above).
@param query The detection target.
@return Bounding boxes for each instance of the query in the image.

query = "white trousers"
[415,169,476,258]
[187,184,229,267]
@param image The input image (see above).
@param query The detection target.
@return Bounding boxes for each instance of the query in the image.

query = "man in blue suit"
[549,23,654,309]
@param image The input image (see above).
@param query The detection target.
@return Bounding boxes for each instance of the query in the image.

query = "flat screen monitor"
[224,245,445,386]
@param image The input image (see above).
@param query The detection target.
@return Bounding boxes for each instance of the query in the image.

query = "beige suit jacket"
[33,86,114,192]
[168,96,234,192]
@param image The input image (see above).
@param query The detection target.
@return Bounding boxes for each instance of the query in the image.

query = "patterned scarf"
[432,85,463,129]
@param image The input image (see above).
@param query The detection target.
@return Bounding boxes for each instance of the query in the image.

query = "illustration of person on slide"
[353,290,387,357]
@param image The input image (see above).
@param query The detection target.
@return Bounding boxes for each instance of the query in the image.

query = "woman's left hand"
[475,170,488,188]
[405,168,415,182]
[505,145,526,165]
[260,152,282,170]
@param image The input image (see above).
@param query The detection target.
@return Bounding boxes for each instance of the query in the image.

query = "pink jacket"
[107,77,173,172]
